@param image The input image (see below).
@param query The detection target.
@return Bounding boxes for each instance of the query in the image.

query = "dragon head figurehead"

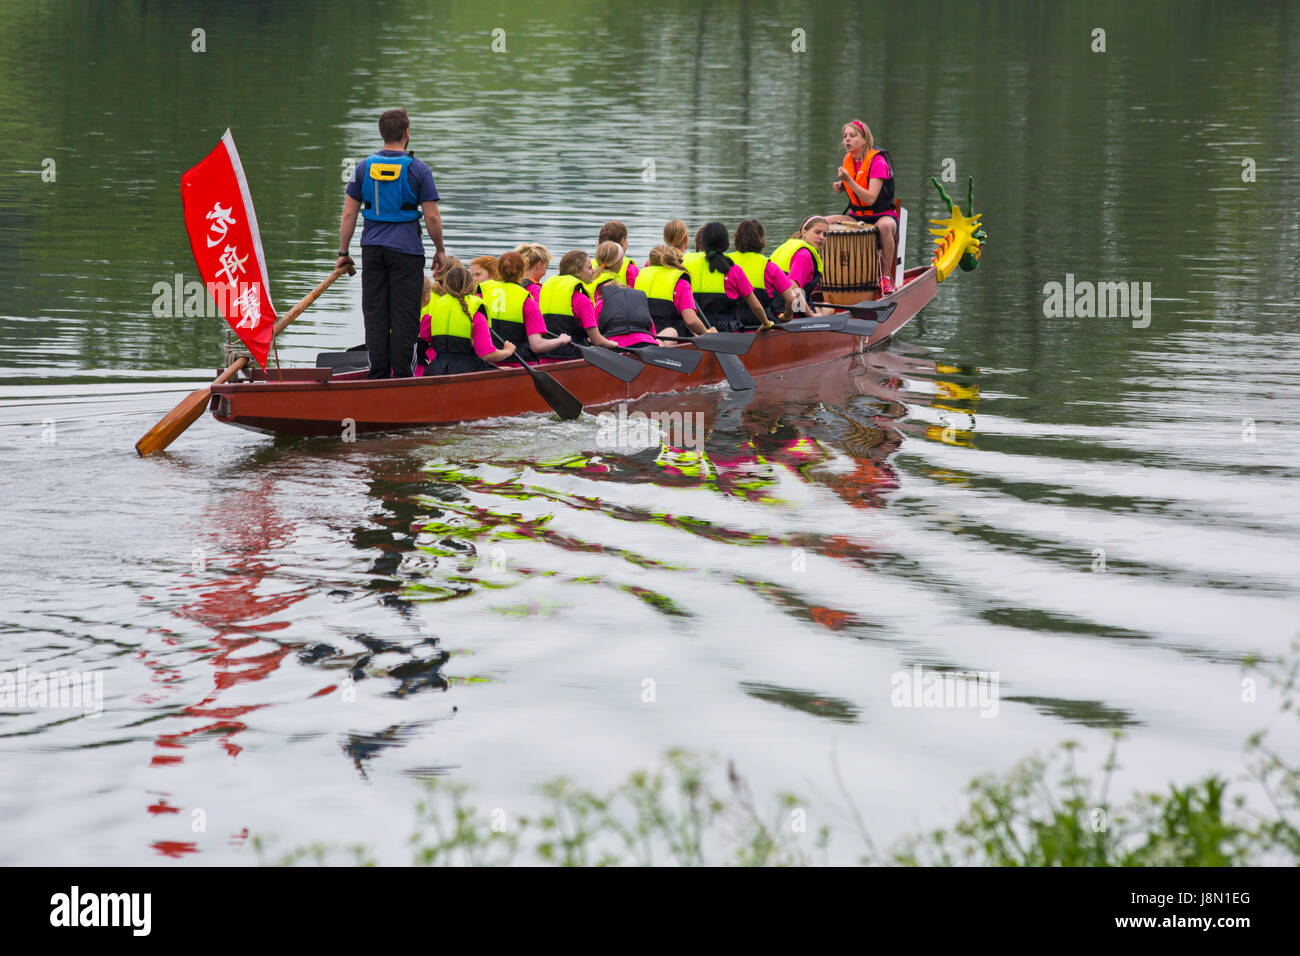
[929,176,987,282]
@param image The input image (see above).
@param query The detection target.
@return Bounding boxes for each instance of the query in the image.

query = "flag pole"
[134,265,353,457]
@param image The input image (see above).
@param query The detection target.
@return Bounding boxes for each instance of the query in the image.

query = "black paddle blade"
[672,332,755,355]
[573,344,644,383]
[526,366,584,420]
[842,317,881,336]
[619,345,704,375]
[714,351,755,390]
[316,351,370,371]
[774,314,849,333]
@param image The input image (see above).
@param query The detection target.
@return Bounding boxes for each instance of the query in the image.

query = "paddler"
[588,246,660,348]
[423,264,516,374]
[481,251,571,363]
[731,219,797,324]
[513,243,551,302]
[468,255,499,293]
[634,245,715,337]
[537,251,619,362]
[684,222,770,332]
[770,216,835,314]
[596,221,639,287]
[336,108,446,378]
[829,118,898,295]
[663,219,689,255]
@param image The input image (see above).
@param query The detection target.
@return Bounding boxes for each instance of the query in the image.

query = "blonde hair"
[421,275,434,306]
[469,255,499,281]
[514,242,551,271]
[843,118,873,150]
[647,244,684,269]
[558,250,590,277]
[594,240,624,271]
[663,219,688,249]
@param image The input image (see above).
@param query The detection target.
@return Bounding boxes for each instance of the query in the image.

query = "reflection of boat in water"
[539,343,981,512]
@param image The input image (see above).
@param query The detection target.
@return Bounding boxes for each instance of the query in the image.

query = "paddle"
[610,343,703,375]
[572,342,645,383]
[488,331,583,420]
[765,313,849,333]
[135,264,354,457]
[653,331,754,355]
[655,334,754,390]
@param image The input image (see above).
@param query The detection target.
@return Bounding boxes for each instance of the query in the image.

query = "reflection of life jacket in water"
[653,443,718,482]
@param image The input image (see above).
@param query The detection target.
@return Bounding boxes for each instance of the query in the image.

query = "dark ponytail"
[700,221,732,276]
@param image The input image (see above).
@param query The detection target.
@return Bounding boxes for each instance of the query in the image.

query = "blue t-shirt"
[346,150,439,256]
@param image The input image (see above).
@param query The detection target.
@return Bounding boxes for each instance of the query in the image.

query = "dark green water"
[1,0,1298,864]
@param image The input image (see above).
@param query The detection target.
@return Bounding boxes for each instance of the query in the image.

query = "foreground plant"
[259,649,1300,866]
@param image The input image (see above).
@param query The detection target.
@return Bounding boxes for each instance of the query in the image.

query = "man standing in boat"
[336,109,447,378]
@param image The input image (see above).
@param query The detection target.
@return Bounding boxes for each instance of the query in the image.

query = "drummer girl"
[830,118,898,295]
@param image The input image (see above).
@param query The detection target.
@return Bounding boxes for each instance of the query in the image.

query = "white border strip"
[220,129,275,306]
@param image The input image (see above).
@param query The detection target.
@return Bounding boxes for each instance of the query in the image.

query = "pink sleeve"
[522,295,546,336]
[672,279,697,314]
[470,310,495,358]
[528,283,540,303]
[724,264,754,298]
[419,309,432,341]
[625,261,639,287]
[573,291,598,330]
[869,153,891,179]
[788,248,814,288]
[765,261,792,296]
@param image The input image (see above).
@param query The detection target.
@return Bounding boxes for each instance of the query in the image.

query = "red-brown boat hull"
[209,267,938,437]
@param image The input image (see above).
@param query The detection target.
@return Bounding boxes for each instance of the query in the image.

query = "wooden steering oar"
[135,264,354,457]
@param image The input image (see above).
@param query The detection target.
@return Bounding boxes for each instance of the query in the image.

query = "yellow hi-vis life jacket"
[634,264,689,333]
[538,274,591,359]
[427,293,489,374]
[728,251,777,325]
[770,239,824,292]
[479,279,533,360]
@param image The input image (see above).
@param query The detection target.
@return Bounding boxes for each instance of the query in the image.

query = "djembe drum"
[820,222,881,305]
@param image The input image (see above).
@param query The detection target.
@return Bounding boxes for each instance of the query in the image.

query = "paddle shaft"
[134,265,353,456]
[487,329,584,420]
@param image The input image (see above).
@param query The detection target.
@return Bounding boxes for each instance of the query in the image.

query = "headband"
[801,215,825,231]
[850,120,867,134]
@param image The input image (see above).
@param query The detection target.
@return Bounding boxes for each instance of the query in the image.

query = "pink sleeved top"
[723,263,755,300]
[525,280,541,303]
[764,260,793,299]
[787,247,816,289]
[572,290,598,330]
[624,260,639,288]
[672,279,697,315]
[469,309,496,359]
[521,294,546,337]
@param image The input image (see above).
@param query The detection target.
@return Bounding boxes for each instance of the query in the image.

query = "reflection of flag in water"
[180,130,279,368]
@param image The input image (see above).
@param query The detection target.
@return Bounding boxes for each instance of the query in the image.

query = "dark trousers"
[361,244,424,378]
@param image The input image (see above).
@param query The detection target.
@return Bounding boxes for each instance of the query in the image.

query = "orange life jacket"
[842,149,894,217]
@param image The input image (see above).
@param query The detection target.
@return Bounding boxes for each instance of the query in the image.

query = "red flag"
[181,130,278,369]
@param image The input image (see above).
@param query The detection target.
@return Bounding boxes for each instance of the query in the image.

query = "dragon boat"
[197,181,985,442]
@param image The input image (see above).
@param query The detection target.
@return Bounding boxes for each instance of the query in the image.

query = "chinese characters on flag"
[180,130,278,369]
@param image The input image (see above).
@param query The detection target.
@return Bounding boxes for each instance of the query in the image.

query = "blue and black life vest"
[359,152,421,223]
